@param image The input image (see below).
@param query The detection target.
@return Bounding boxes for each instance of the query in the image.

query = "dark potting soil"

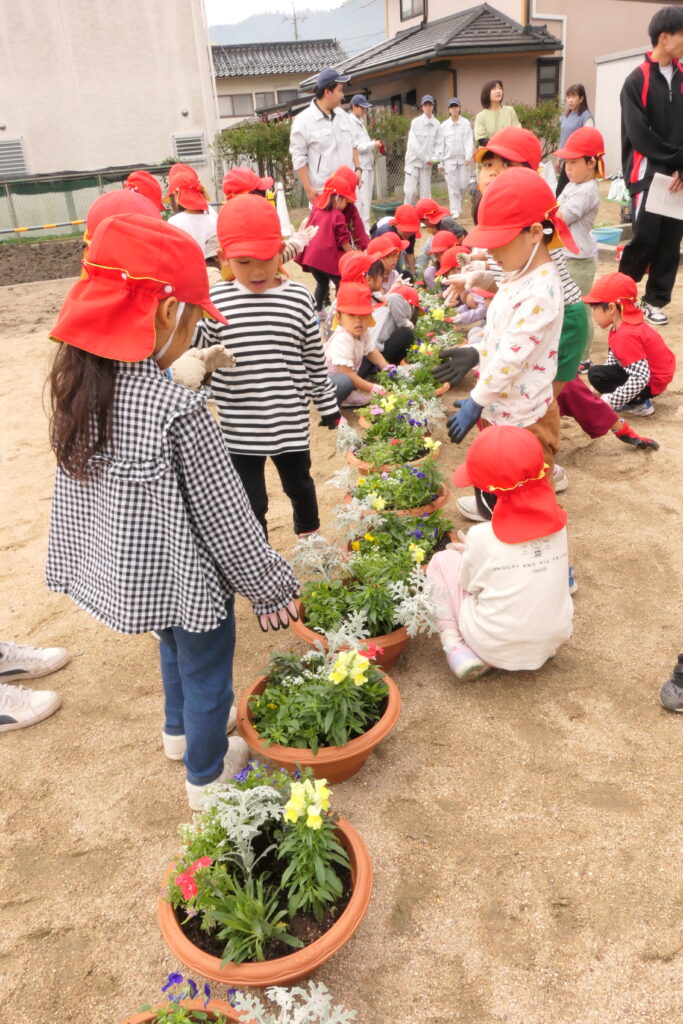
[177,867,352,962]
[0,238,83,286]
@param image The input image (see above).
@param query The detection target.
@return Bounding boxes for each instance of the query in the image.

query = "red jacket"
[610,320,676,394]
[296,206,350,276]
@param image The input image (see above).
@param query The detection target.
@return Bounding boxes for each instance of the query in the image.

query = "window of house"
[400,0,424,19]
[218,93,255,118]
[277,89,299,104]
[537,59,561,102]
[255,92,276,109]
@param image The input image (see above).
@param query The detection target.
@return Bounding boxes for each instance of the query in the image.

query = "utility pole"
[283,1,307,41]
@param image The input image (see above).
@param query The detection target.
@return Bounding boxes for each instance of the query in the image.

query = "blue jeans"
[158,605,236,786]
[330,358,376,404]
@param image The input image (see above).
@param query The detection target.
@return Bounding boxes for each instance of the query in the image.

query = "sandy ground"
[2,210,683,1023]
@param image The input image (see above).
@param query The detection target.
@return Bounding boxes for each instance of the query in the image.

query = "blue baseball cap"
[448,97,461,107]
[351,93,372,108]
[316,68,351,90]
[420,94,435,105]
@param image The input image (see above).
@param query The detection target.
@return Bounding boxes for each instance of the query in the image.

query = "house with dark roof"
[299,4,562,115]
[213,39,346,126]
[299,0,662,119]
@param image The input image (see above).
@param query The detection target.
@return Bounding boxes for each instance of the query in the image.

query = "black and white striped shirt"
[195,279,339,455]
[46,359,298,633]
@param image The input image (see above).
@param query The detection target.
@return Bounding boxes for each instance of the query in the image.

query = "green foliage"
[351,509,453,560]
[277,809,350,922]
[512,100,561,158]
[217,121,293,184]
[368,109,411,150]
[232,982,357,1024]
[356,407,431,466]
[354,457,443,512]
[205,874,303,964]
[249,650,389,754]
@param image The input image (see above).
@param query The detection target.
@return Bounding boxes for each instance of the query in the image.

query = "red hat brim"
[175,187,209,211]
[452,462,566,543]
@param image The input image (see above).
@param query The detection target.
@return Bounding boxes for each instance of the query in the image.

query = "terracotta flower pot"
[158,818,372,987]
[118,998,243,1023]
[236,673,401,783]
[345,445,439,474]
[343,482,450,518]
[289,599,410,671]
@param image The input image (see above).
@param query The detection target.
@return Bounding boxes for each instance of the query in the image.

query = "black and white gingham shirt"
[46,359,299,634]
[194,279,339,455]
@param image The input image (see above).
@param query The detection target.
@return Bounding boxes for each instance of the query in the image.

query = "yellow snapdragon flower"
[363,533,375,542]
[432,308,445,321]
[351,540,360,551]
[408,543,426,563]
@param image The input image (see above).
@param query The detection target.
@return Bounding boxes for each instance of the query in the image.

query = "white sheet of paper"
[644,172,683,220]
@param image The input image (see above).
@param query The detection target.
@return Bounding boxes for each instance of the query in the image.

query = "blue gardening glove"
[448,396,484,444]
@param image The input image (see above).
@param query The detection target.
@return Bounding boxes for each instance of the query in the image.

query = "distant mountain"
[209,0,386,57]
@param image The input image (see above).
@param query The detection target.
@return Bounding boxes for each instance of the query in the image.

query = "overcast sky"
[205,0,344,22]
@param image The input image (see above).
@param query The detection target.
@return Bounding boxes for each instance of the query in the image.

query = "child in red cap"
[165,163,218,258]
[371,203,420,277]
[195,195,340,538]
[47,213,299,810]
[366,282,424,365]
[447,167,573,518]
[324,280,393,405]
[583,271,675,415]
[367,232,409,294]
[426,425,573,679]
[296,169,367,311]
[123,169,165,211]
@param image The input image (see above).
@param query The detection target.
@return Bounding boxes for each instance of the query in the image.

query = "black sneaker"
[660,654,683,711]
[642,302,668,326]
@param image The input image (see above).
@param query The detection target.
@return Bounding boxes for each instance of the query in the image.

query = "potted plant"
[287,534,440,669]
[157,765,372,986]
[236,648,400,783]
[230,982,356,1024]
[345,458,449,516]
[339,412,442,473]
[375,362,450,398]
[356,391,447,432]
[119,974,240,1023]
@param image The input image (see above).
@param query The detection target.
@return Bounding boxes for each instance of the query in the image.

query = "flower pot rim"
[236,672,401,772]
[117,996,244,1023]
[158,818,372,986]
[290,598,410,648]
[344,447,438,474]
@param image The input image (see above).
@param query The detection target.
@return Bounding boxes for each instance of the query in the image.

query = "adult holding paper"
[619,5,683,326]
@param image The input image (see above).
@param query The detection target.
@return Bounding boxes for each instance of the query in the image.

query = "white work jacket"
[405,113,442,169]
[439,117,474,165]
[289,100,355,192]
[350,113,376,171]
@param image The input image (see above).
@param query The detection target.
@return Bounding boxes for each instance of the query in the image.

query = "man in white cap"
[438,98,474,218]
[290,68,361,204]
[349,94,383,229]
[403,95,442,204]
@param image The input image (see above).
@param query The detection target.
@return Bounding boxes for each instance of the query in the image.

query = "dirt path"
[1,211,683,1022]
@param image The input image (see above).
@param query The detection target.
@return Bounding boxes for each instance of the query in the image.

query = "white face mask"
[500,228,553,282]
[153,301,186,364]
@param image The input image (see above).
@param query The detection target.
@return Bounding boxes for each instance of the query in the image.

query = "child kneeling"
[325,281,392,406]
[583,272,675,416]
[427,426,573,680]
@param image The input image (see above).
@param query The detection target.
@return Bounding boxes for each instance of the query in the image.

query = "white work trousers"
[403,164,432,205]
[356,167,374,230]
[444,162,471,218]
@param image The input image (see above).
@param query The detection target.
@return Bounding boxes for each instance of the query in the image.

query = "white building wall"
[594,48,643,178]
[1,0,218,183]
[216,72,304,127]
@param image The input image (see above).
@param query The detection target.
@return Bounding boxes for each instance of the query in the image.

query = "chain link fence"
[0,165,177,238]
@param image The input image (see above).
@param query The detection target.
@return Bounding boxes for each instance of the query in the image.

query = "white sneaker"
[185,736,250,811]
[623,398,655,417]
[456,495,486,522]
[0,641,69,683]
[0,683,61,732]
[553,465,569,493]
[445,644,489,681]
[642,302,668,326]
[163,705,238,761]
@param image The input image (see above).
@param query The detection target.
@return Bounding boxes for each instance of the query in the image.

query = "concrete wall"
[1,0,218,182]
[216,72,303,127]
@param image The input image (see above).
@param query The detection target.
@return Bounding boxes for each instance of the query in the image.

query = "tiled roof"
[212,39,346,78]
[300,4,561,85]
